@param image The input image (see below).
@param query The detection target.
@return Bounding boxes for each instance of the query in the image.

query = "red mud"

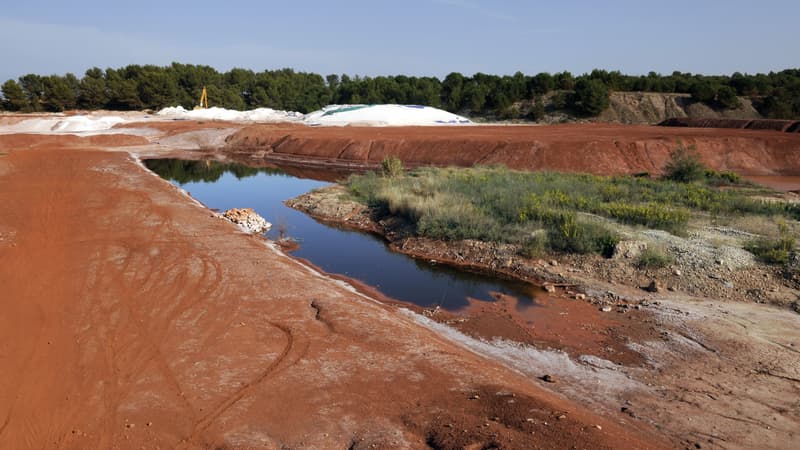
[452,293,651,367]
[225,122,800,176]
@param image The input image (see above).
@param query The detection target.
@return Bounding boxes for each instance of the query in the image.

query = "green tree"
[137,67,179,109]
[716,85,740,109]
[105,69,142,110]
[465,81,490,113]
[555,71,575,90]
[19,74,45,111]
[325,74,340,90]
[441,72,465,112]
[2,79,28,111]
[690,81,717,103]
[42,75,78,112]
[530,72,554,95]
[78,67,108,109]
[573,78,609,116]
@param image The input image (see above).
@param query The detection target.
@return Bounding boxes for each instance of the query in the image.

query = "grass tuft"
[637,246,675,269]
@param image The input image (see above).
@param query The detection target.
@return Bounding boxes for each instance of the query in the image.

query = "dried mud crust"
[287,184,800,450]
[0,147,667,449]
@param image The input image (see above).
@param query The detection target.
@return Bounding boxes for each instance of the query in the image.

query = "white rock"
[222,208,271,234]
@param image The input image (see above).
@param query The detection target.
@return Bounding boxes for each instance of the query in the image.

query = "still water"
[144,159,538,310]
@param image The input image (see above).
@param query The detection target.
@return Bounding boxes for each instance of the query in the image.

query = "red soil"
[453,293,652,367]
[225,123,800,176]
[0,144,667,448]
[0,132,149,150]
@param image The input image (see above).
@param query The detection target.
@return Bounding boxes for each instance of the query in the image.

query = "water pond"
[144,159,540,311]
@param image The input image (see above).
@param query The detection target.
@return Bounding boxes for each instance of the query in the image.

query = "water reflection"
[144,158,288,184]
[145,159,537,310]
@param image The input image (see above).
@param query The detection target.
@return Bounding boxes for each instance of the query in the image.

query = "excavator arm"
[194,86,208,110]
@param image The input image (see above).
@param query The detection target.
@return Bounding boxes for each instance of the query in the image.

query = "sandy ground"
[1,118,799,449]
[0,138,664,448]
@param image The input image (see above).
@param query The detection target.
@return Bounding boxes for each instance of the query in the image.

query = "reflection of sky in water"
[150,160,537,310]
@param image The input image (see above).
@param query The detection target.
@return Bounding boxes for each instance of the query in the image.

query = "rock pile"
[222,208,271,234]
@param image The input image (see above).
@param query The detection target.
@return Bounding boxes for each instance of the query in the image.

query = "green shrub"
[746,237,794,264]
[704,169,743,186]
[636,246,675,269]
[547,214,619,256]
[381,155,404,178]
[518,233,548,258]
[663,143,706,183]
[599,201,690,234]
[745,222,795,265]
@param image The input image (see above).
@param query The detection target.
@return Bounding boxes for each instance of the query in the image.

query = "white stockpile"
[303,104,472,126]
[157,104,472,126]
[0,115,130,134]
[0,103,472,135]
[155,106,304,123]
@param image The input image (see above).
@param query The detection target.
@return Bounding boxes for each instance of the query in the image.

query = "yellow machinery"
[194,85,208,110]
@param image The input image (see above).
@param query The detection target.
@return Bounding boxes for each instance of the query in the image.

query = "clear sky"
[1,0,797,82]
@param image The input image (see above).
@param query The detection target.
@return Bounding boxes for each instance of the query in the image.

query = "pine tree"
[1,79,29,111]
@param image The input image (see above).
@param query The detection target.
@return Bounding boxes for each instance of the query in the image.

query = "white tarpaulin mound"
[156,106,304,123]
[303,104,472,126]
[0,115,128,134]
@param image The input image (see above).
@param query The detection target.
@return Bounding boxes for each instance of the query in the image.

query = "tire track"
[183,322,297,446]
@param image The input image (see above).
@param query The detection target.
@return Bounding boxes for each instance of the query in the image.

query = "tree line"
[1,63,798,119]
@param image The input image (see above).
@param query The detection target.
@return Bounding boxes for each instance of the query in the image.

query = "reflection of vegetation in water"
[144,159,287,184]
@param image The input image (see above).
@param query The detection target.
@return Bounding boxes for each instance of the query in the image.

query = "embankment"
[659,117,800,132]
[225,123,800,176]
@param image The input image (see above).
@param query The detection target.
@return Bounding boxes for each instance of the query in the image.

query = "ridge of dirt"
[225,123,800,176]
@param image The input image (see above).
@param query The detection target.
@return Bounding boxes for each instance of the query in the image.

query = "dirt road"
[0,145,663,448]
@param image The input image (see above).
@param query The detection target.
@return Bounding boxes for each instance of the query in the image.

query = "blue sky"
[1,0,797,81]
